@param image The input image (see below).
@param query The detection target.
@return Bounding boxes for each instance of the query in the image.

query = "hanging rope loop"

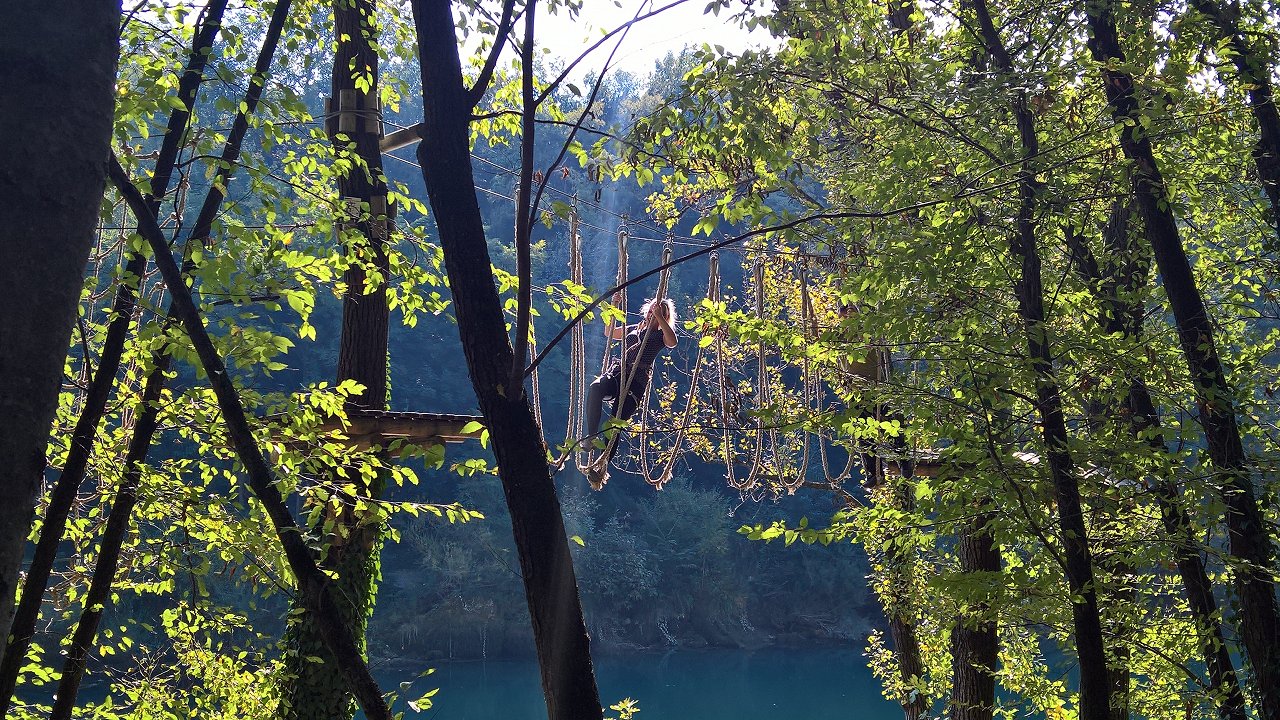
[565,198,586,467]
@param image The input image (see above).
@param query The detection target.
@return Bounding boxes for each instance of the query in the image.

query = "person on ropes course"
[582,295,678,485]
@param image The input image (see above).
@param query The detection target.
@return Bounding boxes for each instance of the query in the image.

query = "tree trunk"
[1066,212,1250,720]
[110,156,393,720]
[0,0,120,671]
[49,357,166,720]
[409,2,603,718]
[1086,6,1280,717]
[864,478,929,720]
[1190,0,1280,243]
[950,510,999,720]
[886,443,929,720]
[0,2,228,706]
[971,4,1112,718]
[279,0,391,715]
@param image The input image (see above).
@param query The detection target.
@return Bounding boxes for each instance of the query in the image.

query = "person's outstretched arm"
[657,309,677,348]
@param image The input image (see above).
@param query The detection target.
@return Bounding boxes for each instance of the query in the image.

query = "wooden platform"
[315,409,484,453]
[884,447,943,478]
[884,449,1061,479]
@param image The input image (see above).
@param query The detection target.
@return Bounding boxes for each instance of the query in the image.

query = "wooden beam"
[380,122,423,153]
[315,411,483,445]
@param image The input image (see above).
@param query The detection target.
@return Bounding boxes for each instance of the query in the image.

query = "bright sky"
[536,0,773,77]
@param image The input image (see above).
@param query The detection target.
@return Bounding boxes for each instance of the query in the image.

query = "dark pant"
[585,371,647,461]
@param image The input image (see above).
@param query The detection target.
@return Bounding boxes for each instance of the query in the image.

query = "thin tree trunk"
[43,5,296,705]
[847,343,928,719]
[970,5,1112,719]
[1189,0,1280,243]
[0,2,228,706]
[0,0,120,672]
[877,7,927,714]
[886,522,929,720]
[49,357,165,720]
[950,509,999,720]
[410,2,603,718]
[109,155,393,720]
[279,0,391,715]
[1085,6,1280,717]
[884,436,929,720]
[1066,214,1250,720]
[862,476,929,720]
[509,0,537,391]
[889,615,929,720]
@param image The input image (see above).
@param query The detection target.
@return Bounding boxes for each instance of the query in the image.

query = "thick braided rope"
[629,242,674,485]
[710,255,742,489]
[788,260,815,493]
[529,313,544,430]
[636,240,677,485]
[810,286,856,484]
[741,259,768,492]
[650,247,716,490]
[579,222,627,479]
[760,258,793,492]
[566,205,587,466]
[586,223,660,487]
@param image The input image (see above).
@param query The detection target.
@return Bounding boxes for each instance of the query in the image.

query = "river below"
[379,647,899,720]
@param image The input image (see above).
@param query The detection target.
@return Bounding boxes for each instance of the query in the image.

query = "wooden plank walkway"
[313,409,484,454]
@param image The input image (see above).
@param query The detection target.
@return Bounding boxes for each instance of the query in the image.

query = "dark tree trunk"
[857,382,928,719]
[110,156,392,720]
[1086,6,1280,717]
[0,0,120,672]
[889,612,928,720]
[1066,212,1250,720]
[877,8,927,715]
[279,0,391,715]
[884,452,929,720]
[0,2,228,706]
[971,4,1112,719]
[864,477,929,720]
[328,0,389,413]
[950,510,999,720]
[1190,0,1280,243]
[49,357,166,720]
[409,2,603,719]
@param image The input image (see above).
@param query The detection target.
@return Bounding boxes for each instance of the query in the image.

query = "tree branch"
[466,0,516,107]
[106,152,393,720]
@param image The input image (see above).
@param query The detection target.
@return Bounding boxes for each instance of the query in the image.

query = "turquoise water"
[383,648,899,720]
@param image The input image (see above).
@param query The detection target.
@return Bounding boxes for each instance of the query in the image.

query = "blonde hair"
[640,297,676,324]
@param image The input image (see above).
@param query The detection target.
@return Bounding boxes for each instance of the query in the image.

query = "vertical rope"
[638,237,677,487]
[742,259,767,492]
[528,311,544,430]
[653,251,719,489]
[810,284,856,484]
[566,202,586,465]
[583,220,645,488]
[611,238,675,484]
[709,254,742,489]
[761,258,790,492]
[788,259,814,493]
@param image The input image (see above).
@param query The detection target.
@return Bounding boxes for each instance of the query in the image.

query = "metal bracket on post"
[325,90,383,138]
[369,194,396,242]
[335,196,362,243]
